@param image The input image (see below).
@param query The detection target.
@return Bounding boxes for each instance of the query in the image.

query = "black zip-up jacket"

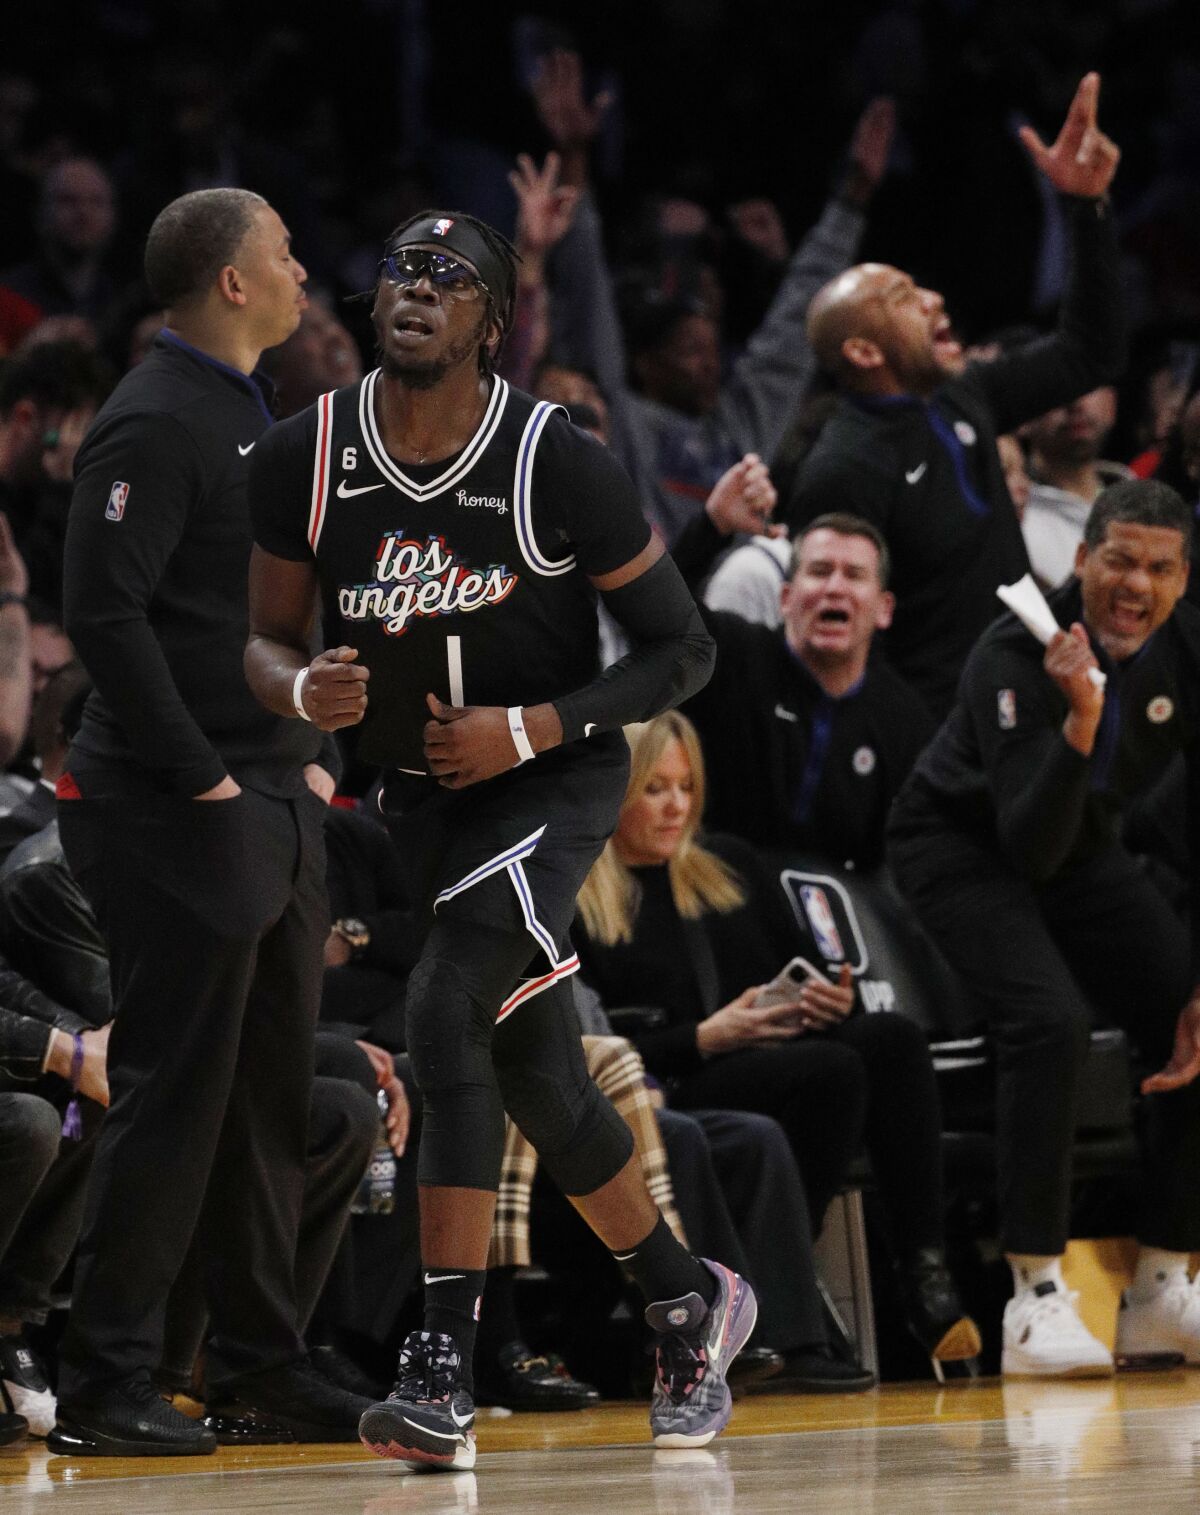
[63,331,325,796]
[673,512,933,868]
[683,609,933,868]
[893,582,1200,951]
[785,197,1126,719]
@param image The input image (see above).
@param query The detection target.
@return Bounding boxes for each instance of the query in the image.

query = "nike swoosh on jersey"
[905,462,927,484]
[423,1272,467,1285]
[337,480,386,498]
[237,442,255,456]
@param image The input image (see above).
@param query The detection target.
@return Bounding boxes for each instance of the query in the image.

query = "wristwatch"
[331,917,371,956]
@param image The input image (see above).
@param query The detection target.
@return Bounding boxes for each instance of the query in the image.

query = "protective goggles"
[378,250,485,299]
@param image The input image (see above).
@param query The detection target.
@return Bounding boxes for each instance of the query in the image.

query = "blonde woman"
[575,712,980,1379]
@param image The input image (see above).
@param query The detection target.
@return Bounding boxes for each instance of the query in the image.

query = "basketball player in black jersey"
[245,212,757,1467]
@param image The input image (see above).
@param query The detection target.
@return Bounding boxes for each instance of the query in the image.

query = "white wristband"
[507,706,535,765]
[293,666,312,721]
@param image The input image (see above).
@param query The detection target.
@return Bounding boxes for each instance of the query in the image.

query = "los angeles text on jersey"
[337,529,518,636]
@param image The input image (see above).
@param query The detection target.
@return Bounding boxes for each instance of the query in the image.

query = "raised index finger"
[1064,72,1099,139]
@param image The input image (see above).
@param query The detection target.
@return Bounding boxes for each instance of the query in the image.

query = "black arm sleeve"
[553,555,716,743]
[968,642,1092,880]
[63,412,225,794]
[523,416,716,740]
[968,196,1127,437]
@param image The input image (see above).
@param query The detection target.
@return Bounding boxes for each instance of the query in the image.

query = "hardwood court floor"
[4,1374,1200,1513]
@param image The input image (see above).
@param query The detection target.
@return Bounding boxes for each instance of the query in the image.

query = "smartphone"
[753,956,829,1009]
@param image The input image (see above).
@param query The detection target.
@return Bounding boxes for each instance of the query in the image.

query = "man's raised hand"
[1019,72,1120,200]
[300,647,369,731]
[509,152,580,262]
[530,48,612,152]
[846,96,896,200]
[705,454,781,539]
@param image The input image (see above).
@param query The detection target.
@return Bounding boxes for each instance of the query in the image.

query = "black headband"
[385,214,514,325]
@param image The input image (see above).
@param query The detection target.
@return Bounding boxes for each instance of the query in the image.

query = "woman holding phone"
[574,711,978,1379]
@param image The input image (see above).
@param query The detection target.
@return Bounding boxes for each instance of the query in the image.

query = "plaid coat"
[488,1034,687,1269]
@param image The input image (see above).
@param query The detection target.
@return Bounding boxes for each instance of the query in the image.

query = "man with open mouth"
[783,72,1125,721]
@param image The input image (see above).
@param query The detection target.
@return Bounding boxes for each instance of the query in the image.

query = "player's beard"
[380,308,489,389]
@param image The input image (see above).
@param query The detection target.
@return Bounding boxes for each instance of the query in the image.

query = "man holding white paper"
[888,479,1200,1378]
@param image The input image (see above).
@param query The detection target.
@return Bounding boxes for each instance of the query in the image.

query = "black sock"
[422,1267,487,1392]
[612,1214,716,1310]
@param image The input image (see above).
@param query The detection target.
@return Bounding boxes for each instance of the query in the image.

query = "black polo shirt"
[63,331,324,796]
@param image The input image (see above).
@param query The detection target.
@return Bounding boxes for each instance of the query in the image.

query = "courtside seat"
[761,849,1139,1168]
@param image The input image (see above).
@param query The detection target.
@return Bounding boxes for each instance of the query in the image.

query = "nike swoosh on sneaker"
[423,1272,467,1285]
[338,480,386,498]
[238,443,256,456]
[450,1407,474,1428]
[905,462,927,485]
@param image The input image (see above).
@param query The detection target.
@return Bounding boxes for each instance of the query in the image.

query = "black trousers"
[891,827,1200,1255]
[0,1092,99,1326]
[57,786,328,1398]
[158,1072,378,1391]
[670,1011,946,1255]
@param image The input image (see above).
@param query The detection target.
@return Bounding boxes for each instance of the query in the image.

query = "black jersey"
[251,372,652,773]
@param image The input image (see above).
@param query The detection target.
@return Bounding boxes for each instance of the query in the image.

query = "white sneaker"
[1001,1286,1114,1378]
[1115,1275,1200,1369]
[0,1334,56,1437]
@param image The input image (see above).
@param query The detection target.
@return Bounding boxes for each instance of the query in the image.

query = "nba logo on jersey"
[800,885,845,961]
[432,218,454,236]
[105,481,129,521]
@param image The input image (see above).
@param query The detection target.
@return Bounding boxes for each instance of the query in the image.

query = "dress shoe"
[205,1357,373,1443]
[48,1372,216,1456]
[476,1341,601,1411]
[749,1343,876,1395]
[898,1248,982,1382]
[725,1344,784,1391]
[306,1345,387,1400]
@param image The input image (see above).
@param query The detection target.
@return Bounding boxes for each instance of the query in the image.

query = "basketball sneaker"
[358,1331,475,1470]
[645,1259,757,1448]
[1001,1284,1114,1378]
[1115,1272,1200,1369]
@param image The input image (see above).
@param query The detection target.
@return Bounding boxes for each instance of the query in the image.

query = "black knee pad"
[495,1061,634,1197]
[406,955,507,1190]
[404,955,495,1094]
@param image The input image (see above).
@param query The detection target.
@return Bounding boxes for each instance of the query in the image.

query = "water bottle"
[352,1089,397,1216]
